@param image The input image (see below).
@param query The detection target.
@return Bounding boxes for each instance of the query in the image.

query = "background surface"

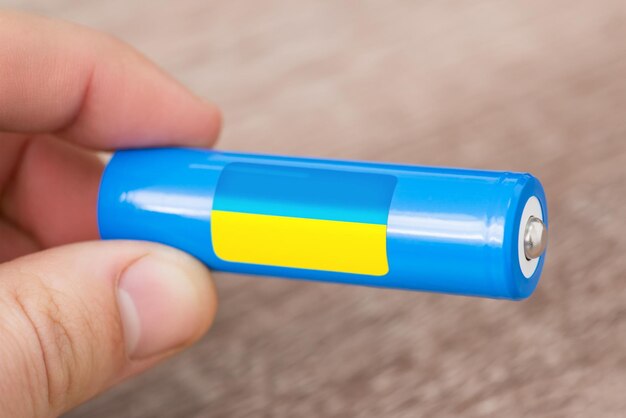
[4,1,626,417]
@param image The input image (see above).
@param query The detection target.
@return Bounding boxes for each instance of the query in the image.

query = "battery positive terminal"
[524,217,548,260]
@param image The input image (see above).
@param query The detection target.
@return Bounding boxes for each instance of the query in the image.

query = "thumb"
[0,241,217,418]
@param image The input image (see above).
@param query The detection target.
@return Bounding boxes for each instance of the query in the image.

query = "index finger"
[0,11,221,149]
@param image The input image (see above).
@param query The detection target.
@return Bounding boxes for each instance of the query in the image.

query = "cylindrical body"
[98,148,548,300]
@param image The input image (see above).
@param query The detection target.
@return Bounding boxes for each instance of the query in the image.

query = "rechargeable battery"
[98,148,548,300]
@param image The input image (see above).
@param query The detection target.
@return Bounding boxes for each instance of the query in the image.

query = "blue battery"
[98,148,548,300]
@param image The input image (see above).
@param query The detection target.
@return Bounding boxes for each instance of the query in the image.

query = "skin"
[0,11,222,417]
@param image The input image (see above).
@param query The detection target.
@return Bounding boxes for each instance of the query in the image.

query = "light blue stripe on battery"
[212,163,397,224]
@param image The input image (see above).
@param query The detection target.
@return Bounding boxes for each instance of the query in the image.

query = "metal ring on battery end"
[517,196,545,279]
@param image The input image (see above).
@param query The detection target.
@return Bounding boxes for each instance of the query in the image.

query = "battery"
[98,148,548,300]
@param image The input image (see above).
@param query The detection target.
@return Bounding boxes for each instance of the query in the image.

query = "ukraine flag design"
[210,163,397,276]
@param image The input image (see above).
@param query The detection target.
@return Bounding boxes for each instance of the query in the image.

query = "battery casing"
[98,148,548,300]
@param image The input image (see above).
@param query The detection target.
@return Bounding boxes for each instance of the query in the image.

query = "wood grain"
[6,1,625,417]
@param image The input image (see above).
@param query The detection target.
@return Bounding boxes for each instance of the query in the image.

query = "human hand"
[0,11,221,417]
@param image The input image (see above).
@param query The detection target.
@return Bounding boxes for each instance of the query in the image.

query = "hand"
[0,11,221,417]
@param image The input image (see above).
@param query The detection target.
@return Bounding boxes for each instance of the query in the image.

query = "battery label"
[211,162,396,275]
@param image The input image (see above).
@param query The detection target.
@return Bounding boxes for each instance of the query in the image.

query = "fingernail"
[116,254,208,359]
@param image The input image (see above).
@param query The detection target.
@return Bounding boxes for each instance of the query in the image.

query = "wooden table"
[9,1,625,416]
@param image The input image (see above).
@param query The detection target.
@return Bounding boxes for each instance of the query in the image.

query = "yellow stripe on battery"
[211,210,389,276]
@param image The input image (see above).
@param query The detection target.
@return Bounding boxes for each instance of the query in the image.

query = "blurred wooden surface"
[6,1,626,417]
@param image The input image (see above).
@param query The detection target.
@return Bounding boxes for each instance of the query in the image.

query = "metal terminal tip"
[524,216,548,260]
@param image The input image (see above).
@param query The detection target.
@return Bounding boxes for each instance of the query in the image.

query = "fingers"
[0,10,223,252]
[0,241,217,417]
[1,136,103,248]
[0,219,39,261]
[0,11,221,149]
